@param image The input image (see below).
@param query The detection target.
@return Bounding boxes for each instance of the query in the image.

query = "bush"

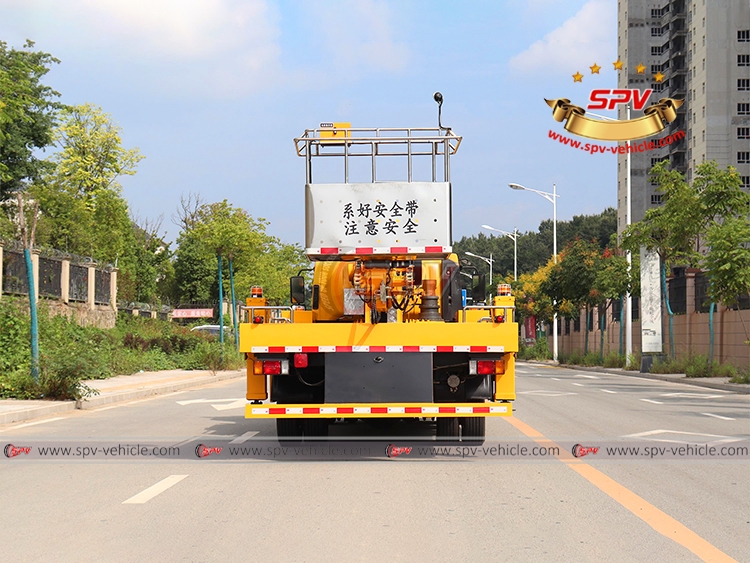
[625,352,641,370]
[603,353,625,368]
[518,336,552,361]
[0,297,244,400]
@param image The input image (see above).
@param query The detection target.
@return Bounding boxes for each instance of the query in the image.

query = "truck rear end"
[240,120,517,441]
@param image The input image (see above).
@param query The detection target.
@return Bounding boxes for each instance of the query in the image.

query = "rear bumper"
[245,402,512,418]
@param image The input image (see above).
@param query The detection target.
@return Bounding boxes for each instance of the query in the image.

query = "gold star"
[613,59,623,70]
[590,63,601,74]
[573,71,584,82]
[654,71,665,83]
[635,63,646,74]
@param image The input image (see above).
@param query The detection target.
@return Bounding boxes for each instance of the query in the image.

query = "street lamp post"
[481,224,518,281]
[508,182,559,361]
[464,251,493,293]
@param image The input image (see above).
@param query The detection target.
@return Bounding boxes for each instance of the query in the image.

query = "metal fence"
[95,270,110,305]
[2,251,29,295]
[38,257,62,298]
[69,264,89,302]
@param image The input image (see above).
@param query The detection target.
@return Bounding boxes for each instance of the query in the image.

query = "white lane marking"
[176,398,244,405]
[571,383,585,387]
[123,475,188,504]
[229,431,259,444]
[518,390,577,397]
[551,378,561,381]
[701,412,735,421]
[641,399,663,404]
[600,389,617,394]
[212,400,247,411]
[575,374,600,379]
[0,417,65,432]
[623,429,740,444]
[660,392,725,399]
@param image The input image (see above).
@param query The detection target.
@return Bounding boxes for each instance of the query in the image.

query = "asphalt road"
[1,363,748,563]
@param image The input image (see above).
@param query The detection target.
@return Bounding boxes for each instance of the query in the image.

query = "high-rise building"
[616,0,750,236]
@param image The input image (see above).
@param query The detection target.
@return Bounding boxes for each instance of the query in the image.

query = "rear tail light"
[476,360,495,375]
[294,353,308,368]
[469,359,506,375]
[262,360,289,375]
[253,361,263,375]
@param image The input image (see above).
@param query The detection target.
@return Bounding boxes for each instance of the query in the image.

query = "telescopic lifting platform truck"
[239,116,517,441]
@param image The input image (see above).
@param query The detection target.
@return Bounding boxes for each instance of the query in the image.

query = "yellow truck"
[239,109,517,442]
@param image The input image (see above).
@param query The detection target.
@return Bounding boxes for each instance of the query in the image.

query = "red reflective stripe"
[303,407,320,414]
[336,346,353,353]
[337,407,354,414]
[439,407,456,414]
[470,346,488,353]
[403,346,420,353]
[405,407,422,414]
[268,347,285,353]
[473,407,490,414]
[370,407,388,414]
[320,247,338,254]
[437,346,453,353]
[302,346,319,353]
[355,247,373,254]
[390,247,409,253]
[369,346,386,352]
[425,246,443,253]
[269,408,286,415]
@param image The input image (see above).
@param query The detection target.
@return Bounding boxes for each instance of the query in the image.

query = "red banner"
[171,308,214,318]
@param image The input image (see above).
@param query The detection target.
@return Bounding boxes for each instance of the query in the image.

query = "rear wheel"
[436,417,460,441]
[460,417,485,443]
[277,418,303,442]
[302,418,329,441]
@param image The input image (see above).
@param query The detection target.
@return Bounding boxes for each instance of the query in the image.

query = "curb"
[0,402,76,425]
[0,370,246,426]
[520,360,750,394]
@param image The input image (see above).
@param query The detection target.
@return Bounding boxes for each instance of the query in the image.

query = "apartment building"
[616,0,750,236]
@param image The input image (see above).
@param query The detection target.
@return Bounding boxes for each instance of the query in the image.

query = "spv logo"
[587,89,653,111]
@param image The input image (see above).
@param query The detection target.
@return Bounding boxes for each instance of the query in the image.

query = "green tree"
[0,40,62,199]
[31,103,145,301]
[543,239,602,354]
[623,161,749,361]
[703,217,750,307]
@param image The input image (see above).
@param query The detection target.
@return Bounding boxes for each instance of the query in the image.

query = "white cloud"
[74,0,277,60]
[508,0,615,75]
[3,0,283,96]
[308,0,409,73]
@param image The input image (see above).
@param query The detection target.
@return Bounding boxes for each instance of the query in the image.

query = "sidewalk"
[0,369,246,425]
[521,360,750,394]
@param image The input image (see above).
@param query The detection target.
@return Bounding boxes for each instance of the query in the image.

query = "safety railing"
[294,126,462,184]
[240,305,296,324]
[462,305,516,324]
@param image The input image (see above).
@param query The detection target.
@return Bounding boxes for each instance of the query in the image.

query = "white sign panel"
[640,247,663,353]
[305,182,451,250]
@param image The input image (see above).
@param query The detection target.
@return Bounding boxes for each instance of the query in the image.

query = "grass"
[518,336,552,361]
[0,297,244,400]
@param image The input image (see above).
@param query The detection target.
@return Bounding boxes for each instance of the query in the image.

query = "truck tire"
[302,418,329,441]
[277,418,303,442]
[461,417,485,443]
[436,417,459,441]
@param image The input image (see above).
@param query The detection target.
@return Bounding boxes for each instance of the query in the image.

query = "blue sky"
[1,0,620,246]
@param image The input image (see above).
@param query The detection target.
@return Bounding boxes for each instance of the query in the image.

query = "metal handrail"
[295,126,462,184]
[462,305,516,324]
[240,305,295,323]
